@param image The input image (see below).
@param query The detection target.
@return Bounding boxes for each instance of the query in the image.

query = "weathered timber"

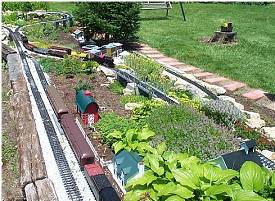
[35,179,58,201]
[9,54,46,187]
[209,31,236,43]
[25,183,39,201]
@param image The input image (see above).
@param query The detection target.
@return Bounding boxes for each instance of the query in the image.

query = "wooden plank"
[25,183,39,201]
[11,72,47,187]
[35,178,58,201]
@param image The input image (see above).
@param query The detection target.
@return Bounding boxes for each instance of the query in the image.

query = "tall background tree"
[73,2,141,42]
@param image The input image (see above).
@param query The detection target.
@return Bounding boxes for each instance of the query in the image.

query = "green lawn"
[139,3,275,93]
[47,2,76,14]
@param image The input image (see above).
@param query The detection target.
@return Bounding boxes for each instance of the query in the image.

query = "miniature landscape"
[2,2,275,201]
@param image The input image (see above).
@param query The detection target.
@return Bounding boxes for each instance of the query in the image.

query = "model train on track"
[46,85,120,201]
[21,35,115,68]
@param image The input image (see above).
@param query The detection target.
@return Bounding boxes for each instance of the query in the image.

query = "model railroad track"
[1,43,17,61]
[4,26,83,201]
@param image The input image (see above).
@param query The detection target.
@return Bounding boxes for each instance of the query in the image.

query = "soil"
[50,71,131,199]
[1,66,24,201]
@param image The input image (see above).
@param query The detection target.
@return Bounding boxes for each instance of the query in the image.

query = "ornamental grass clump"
[146,105,237,161]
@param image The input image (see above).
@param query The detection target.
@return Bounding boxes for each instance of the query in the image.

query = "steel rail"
[4,26,83,201]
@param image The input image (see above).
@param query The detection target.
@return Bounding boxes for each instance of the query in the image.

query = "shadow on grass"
[140,16,170,21]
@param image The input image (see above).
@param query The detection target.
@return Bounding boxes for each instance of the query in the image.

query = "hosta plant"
[124,145,275,201]
[107,127,156,155]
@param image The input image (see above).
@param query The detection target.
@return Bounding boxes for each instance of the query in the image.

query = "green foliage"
[39,56,98,75]
[125,143,274,201]
[2,2,49,11]
[131,99,166,122]
[107,80,124,95]
[75,80,94,93]
[107,127,155,155]
[94,112,141,146]
[73,2,141,41]
[120,95,149,105]
[168,90,202,110]
[2,132,19,175]
[23,22,59,42]
[124,53,174,94]
[146,105,237,161]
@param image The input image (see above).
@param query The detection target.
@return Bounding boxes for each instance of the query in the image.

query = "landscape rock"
[161,71,178,81]
[100,66,116,77]
[261,127,275,140]
[125,103,143,111]
[107,77,115,83]
[243,111,261,120]
[246,118,265,129]
[123,88,135,96]
[174,79,208,98]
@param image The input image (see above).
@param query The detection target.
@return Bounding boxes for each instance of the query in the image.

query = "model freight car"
[50,45,72,55]
[60,113,95,167]
[48,48,68,58]
[46,85,69,120]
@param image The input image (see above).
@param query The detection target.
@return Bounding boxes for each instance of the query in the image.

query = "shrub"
[168,90,202,110]
[146,105,237,161]
[39,56,98,75]
[75,80,94,93]
[120,95,149,105]
[107,80,124,94]
[94,112,141,146]
[73,2,141,42]
[3,2,49,11]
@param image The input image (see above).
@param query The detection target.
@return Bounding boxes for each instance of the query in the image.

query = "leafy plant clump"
[75,80,94,93]
[120,95,149,106]
[168,90,202,110]
[125,146,275,201]
[94,112,141,146]
[124,53,175,94]
[107,80,124,95]
[39,56,98,75]
[203,99,244,128]
[146,105,237,161]
[107,127,156,155]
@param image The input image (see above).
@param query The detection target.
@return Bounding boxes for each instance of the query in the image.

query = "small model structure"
[112,150,144,186]
[211,140,275,170]
[209,22,237,43]
[76,90,100,126]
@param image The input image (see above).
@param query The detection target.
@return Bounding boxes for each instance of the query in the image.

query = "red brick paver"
[194,72,214,79]
[177,66,199,73]
[157,57,179,63]
[242,90,265,100]
[203,77,228,84]
[222,82,246,92]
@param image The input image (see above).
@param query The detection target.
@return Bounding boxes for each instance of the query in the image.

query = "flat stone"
[167,61,185,66]
[261,150,275,160]
[161,70,178,81]
[261,127,275,140]
[100,66,116,77]
[242,90,265,100]
[193,72,214,79]
[126,82,137,91]
[123,88,135,95]
[146,53,165,59]
[107,77,115,83]
[177,66,199,73]
[157,57,179,63]
[203,77,228,84]
[223,82,246,92]
[139,49,159,54]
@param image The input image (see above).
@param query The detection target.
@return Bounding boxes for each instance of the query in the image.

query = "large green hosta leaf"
[112,141,125,153]
[240,161,265,192]
[145,154,164,176]
[216,169,239,183]
[205,184,233,198]
[125,129,136,143]
[203,163,223,182]
[271,172,275,189]
[107,130,122,139]
[137,127,155,141]
[126,170,157,189]
[165,195,185,201]
[171,168,199,189]
[232,190,267,201]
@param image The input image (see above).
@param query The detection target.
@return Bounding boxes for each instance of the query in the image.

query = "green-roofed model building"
[76,90,100,126]
[112,150,144,186]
